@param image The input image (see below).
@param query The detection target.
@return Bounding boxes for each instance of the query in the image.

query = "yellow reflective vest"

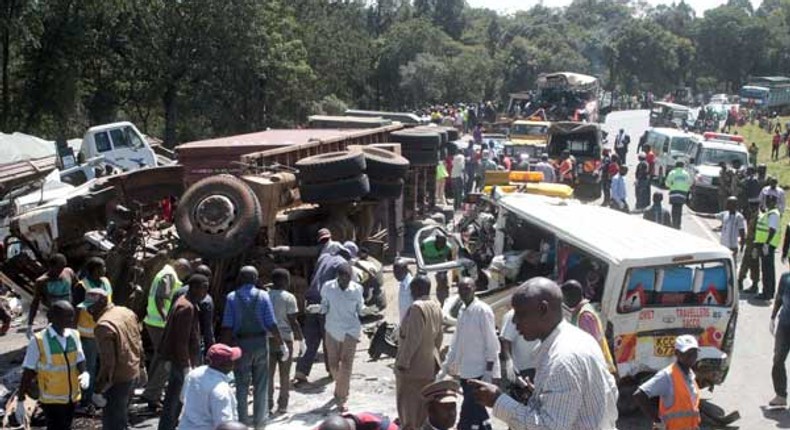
[76,277,113,338]
[34,328,81,404]
[756,208,782,248]
[144,264,182,328]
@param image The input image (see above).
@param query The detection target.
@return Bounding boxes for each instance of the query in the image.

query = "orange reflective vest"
[658,363,701,430]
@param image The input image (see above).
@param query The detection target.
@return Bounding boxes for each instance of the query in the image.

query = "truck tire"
[175,174,262,259]
[402,148,439,166]
[368,178,404,199]
[295,151,366,183]
[360,147,410,179]
[391,130,441,152]
[300,174,370,203]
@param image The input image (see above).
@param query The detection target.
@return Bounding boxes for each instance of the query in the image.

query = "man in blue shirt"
[220,266,287,429]
[610,165,629,213]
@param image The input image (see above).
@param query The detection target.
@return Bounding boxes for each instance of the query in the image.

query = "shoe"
[146,399,163,411]
[756,293,772,301]
[744,286,758,294]
[769,395,787,407]
[292,372,308,385]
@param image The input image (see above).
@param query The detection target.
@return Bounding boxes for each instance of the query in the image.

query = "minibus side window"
[618,260,731,312]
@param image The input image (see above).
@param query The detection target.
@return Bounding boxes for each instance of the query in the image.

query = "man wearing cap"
[395,275,443,430]
[756,194,781,301]
[88,288,142,430]
[178,343,241,430]
[421,380,461,430]
[296,234,350,384]
[634,335,701,430]
[221,266,287,429]
[142,258,192,410]
[158,274,211,430]
[760,177,786,214]
[17,301,88,430]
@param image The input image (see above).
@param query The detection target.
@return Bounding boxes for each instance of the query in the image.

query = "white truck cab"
[79,122,157,171]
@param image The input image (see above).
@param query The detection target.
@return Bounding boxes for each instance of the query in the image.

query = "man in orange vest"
[634,335,701,430]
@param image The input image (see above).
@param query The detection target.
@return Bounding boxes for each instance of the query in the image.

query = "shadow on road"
[761,405,790,428]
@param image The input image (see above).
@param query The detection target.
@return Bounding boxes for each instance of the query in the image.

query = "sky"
[466,0,762,15]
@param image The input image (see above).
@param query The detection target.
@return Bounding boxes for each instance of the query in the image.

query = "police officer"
[421,380,461,430]
[755,195,782,301]
[739,214,762,293]
[665,161,692,230]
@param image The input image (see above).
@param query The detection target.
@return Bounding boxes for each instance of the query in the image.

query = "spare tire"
[391,130,441,151]
[368,178,404,199]
[295,151,366,183]
[300,174,370,203]
[175,174,262,259]
[360,147,410,179]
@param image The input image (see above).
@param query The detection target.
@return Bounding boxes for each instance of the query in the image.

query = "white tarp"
[0,132,81,165]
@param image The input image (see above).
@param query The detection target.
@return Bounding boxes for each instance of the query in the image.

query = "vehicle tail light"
[583,160,596,173]
[509,171,543,183]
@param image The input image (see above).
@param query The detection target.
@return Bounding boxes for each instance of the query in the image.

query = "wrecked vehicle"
[547,121,603,200]
[415,193,737,407]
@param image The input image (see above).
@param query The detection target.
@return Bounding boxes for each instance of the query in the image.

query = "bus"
[535,72,600,122]
[739,76,790,111]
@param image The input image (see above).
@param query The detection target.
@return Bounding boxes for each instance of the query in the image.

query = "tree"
[399,53,448,106]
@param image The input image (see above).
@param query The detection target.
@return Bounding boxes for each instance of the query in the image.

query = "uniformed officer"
[755,194,782,301]
[665,161,692,230]
[421,380,461,430]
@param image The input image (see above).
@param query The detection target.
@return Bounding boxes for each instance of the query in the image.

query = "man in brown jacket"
[395,274,444,430]
[88,288,142,430]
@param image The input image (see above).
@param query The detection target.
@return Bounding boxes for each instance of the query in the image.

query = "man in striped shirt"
[469,277,618,430]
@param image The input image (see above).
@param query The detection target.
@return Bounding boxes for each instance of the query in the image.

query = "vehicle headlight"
[695,174,712,186]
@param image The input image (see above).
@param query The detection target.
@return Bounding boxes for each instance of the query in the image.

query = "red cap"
[207,343,242,365]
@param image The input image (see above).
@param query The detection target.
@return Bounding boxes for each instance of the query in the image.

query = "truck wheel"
[360,147,410,179]
[368,178,404,199]
[402,149,439,166]
[300,174,370,203]
[391,130,441,152]
[175,174,262,259]
[295,151,366,183]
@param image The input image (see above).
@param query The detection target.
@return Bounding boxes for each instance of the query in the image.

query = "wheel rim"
[194,194,237,234]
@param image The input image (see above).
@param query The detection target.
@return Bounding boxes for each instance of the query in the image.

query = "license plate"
[654,336,676,357]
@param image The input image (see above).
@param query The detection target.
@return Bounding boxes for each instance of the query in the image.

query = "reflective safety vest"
[755,208,782,248]
[144,265,182,328]
[570,302,616,374]
[45,275,72,304]
[658,363,701,430]
[666,168,692,194]
[76,277,113,338]
[34,328,81,404]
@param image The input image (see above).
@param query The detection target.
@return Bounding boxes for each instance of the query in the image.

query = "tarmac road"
[607,110,781,429]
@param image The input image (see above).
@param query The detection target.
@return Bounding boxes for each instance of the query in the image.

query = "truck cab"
[79,122,157,172]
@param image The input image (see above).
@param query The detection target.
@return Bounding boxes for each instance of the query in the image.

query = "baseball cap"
[674,335,699,353]
[81,287,109,306]
[207,343,242,365]
[421,380,461,404]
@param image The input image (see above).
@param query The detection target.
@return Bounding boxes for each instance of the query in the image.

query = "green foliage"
[3,0,790,145]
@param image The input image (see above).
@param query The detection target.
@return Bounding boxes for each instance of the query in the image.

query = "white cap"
[674,335,699,353]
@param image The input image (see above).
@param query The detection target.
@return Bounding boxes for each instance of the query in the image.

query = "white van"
[415,193,737,395]
[643,128,694,183]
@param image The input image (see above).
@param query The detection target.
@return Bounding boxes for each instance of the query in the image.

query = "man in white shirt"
[451,151,466,211]
[500,309,540,382]
[439,277,500,430]
[320,263,364,412]
[394,259,414,322]
[179,343,240,430]
[760,177,787,214]
[469,277,619,430]
[716,196,746,260]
